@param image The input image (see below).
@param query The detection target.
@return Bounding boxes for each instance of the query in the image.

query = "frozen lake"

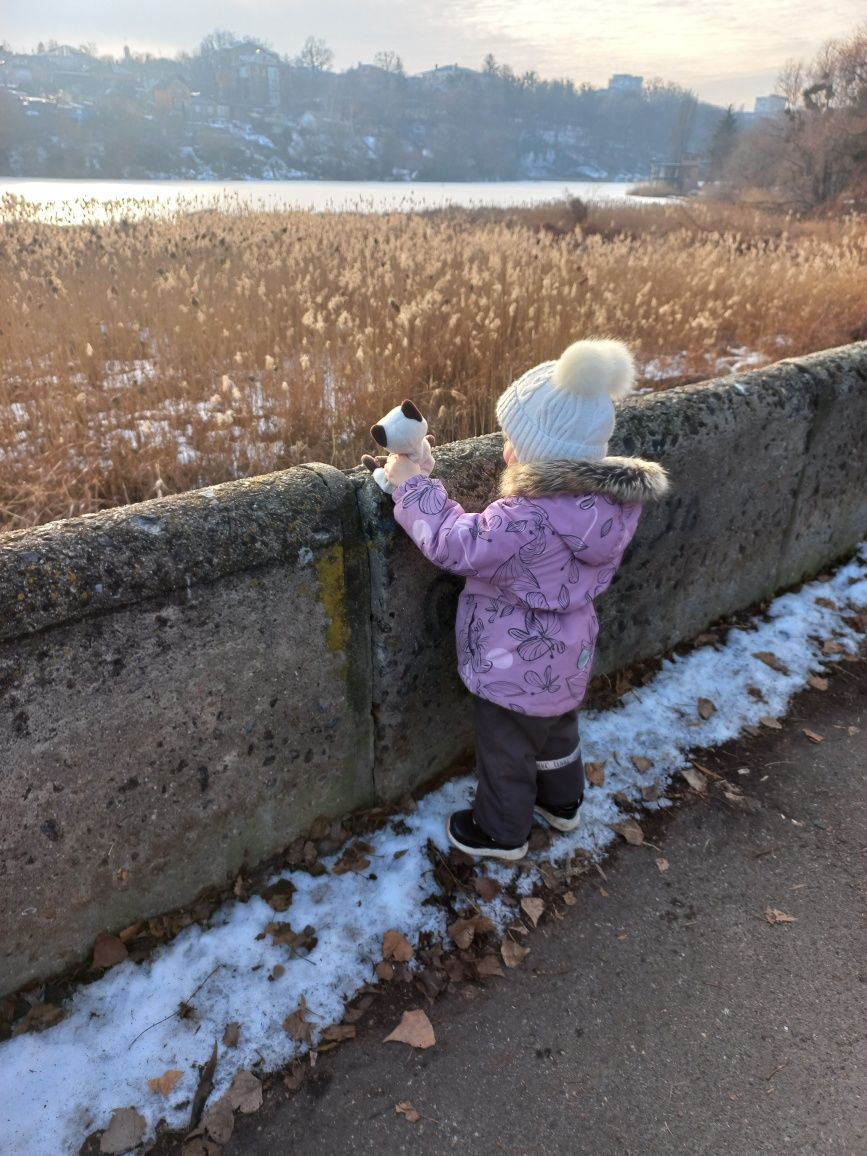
[0,177,645,223]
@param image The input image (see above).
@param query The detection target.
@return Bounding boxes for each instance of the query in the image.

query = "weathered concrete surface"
[0,466,373,996]
[363,344,867,799]
[219,660,867,1156]
[354,440,503,801]
[0,464,360,642]
[772,345,867,589]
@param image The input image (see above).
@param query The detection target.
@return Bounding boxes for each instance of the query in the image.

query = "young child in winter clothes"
[384,339,670,860]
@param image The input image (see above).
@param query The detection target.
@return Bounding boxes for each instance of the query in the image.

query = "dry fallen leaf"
[814,596,837,610]
[395,1101,421,1123]
[822,640,846,655]
[753,651,790,674]
[656,857,670,873]
[92,932,128,970]
[283,996,313,1044]
[680,767,707,793]
[266,922,318,958]
[448,913,495,950]
[322,1024,356,1042]
[284,1060,305,1093]
[227,1071,262,1115]
[802,729,824,743]
[375,961,395,982]
[697,697,716,720]
[759,716,783,730]
[332,841,373,875]
[613,819,644,846]
[631,755,654,774]
[148,1069,183,1096]
[260,879,296,913]
[563,890,577,906]
[222,1022,241,1048]
[11,1002,67,1037]
[189,1042,218,1131]
[765,908,797,925]
[202,1095,234,1145]
[471,874,502,901]
[100,1107,147,1155]
[501,937,531,968]
[475,953,505,978]
[383,1009,436,1049]
[585,761,606,787]
[344,995,375,1024]
[382,929,414,962]
[808,675,829,691]
[521,897,545,927]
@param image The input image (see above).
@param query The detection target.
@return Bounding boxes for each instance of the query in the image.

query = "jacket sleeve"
[391,475,519,580]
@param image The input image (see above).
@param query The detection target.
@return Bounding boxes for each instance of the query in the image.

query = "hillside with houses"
[0,38,769,181]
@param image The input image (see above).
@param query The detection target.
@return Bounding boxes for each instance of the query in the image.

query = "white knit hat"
[496,339,635,462]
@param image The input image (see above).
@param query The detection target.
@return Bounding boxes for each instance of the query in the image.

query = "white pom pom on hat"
[496,338,635,462]
[551,338,635,399]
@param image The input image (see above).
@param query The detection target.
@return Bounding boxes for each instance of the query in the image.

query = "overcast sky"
[6,1,865,107]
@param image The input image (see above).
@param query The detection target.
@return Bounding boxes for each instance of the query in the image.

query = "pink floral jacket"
[392,456,670,716]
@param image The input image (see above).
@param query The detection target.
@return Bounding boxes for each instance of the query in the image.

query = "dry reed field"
[2,194,866,531]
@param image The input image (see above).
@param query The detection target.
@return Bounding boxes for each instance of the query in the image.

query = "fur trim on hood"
[498,456,670,504]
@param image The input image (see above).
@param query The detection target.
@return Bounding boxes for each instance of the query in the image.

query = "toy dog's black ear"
[400,399,423,421]
[371,423,387,447]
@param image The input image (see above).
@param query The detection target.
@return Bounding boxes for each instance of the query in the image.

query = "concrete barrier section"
[0,343,865,995]
[0,465,373,995]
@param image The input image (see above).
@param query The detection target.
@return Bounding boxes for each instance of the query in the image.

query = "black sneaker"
[534,796,583,832]
[447,809,529,861]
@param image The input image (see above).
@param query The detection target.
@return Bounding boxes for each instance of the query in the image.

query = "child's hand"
[384,453,424,488]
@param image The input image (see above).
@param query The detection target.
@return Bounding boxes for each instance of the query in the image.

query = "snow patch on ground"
[1,547,865,1154]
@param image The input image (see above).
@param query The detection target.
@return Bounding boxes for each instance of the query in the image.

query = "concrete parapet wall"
[0,465,373,994]
[1,344,865,995]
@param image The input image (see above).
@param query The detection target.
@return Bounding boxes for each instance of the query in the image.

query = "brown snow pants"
[471,695,585,845]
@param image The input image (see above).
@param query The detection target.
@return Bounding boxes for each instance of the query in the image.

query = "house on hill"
[419,64,479,90]
[0,51,36,90]
[216,43,282,110]
[152,75,192,115]
[33,45,101,99]
[608,73,643,93]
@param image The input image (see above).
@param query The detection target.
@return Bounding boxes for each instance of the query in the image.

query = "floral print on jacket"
[391,457,669,716]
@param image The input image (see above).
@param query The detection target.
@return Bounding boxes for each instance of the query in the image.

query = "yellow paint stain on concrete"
[315,545,349,654]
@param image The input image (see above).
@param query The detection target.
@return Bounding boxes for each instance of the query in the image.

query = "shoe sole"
[534,806,581,832]
[446,827,528,861]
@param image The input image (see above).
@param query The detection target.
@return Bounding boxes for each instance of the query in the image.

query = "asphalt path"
[211,658,866,1156]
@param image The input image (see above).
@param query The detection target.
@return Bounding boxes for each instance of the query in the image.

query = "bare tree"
[294,36,334,72]
[373,50,404,75]
[199,29,239,58]
[727,24,867,210]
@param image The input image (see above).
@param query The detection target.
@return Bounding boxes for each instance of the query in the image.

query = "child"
[384,339,670,860]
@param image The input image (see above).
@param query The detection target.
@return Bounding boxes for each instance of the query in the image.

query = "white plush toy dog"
[362,399,434,494]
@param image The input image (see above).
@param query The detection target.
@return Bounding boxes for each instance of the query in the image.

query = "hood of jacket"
[498,455,670,504]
